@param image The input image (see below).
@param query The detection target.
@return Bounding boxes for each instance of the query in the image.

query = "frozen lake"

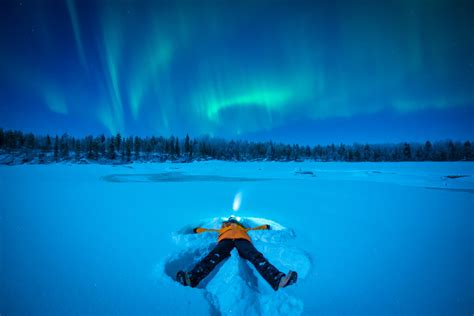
[1,162,473,315]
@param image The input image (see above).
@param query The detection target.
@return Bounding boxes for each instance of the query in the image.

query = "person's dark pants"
[188,238,283,290]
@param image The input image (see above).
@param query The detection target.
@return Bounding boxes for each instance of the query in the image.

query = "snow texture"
[1,161,473,315]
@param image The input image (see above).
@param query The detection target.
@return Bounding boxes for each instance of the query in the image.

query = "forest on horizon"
[0,128,473,164]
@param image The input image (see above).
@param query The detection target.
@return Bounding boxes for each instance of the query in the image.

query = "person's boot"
[278,271,298,289]
[176,271,192,287]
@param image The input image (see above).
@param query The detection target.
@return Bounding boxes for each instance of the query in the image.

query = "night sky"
[0,0,473,144]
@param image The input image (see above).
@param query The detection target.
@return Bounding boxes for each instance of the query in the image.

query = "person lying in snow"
[176,217,297,291]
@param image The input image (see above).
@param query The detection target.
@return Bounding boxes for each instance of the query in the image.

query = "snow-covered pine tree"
[54,136,59,161]
[175,137,180,157]
[107,138,116,160]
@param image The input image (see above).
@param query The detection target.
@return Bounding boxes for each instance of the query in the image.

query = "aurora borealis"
[0,0,473,143]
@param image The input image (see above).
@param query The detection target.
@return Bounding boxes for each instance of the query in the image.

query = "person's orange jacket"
[193,223,270,243]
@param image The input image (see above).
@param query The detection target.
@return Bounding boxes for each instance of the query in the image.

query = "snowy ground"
[1,162,473,315]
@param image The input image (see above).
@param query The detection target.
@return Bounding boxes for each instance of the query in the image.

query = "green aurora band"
[0,0,472,137]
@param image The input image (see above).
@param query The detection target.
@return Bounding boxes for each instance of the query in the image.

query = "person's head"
[222,216,245,228]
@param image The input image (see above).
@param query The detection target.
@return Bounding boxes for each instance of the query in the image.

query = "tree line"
[0,128,473,164]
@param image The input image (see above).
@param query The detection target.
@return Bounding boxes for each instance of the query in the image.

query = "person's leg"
[234,239,284,290]
[186,239,234,287]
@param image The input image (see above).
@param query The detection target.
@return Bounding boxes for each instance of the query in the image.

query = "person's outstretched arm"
[193,227,221,233]
[246,224,271,231]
